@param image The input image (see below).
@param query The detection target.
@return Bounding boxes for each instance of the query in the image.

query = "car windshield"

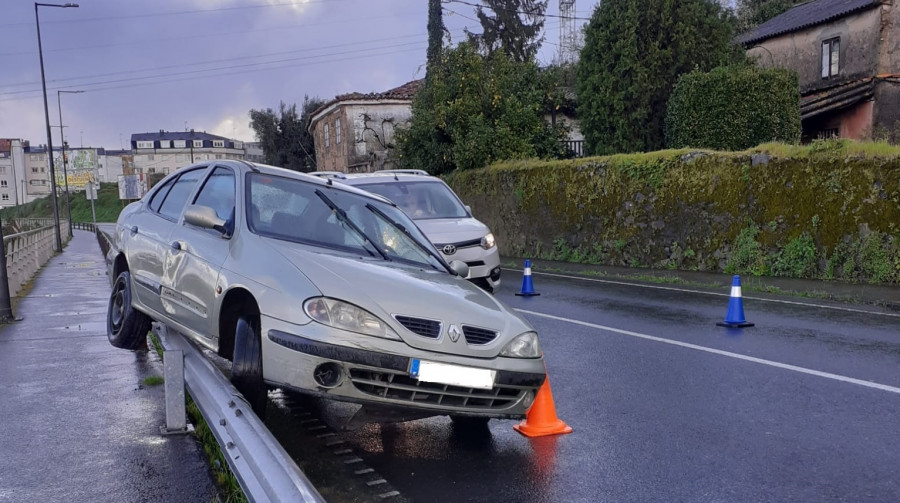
[352,180,469,220]
[246,173,446,270]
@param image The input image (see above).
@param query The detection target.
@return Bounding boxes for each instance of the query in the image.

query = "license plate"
[410,359,496,390]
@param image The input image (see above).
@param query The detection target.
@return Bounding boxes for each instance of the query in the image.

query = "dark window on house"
[822,38,840,78]
[818,128,839,139]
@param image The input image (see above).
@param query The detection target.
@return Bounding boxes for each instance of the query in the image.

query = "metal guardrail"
[94,227,324,503]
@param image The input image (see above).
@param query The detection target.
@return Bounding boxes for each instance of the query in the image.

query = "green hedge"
[665,66,801,151]
[445,141,900,284]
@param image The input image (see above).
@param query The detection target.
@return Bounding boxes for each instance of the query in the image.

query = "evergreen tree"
[576,0,742,155]
[249,95,324,172]
[466,0,547,62]
[427,0,444,77]
[398,42,566,174]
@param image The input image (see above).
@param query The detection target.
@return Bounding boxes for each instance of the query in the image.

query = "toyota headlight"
[304,297,400,340]
[500,331,541,358]
[481,232,496,250]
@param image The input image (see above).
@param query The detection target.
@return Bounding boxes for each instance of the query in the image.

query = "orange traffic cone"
[513,376,573,437]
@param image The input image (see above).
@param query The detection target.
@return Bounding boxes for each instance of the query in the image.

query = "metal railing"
[564,139,585,158]
[95,227,323,502]
[4,221,72,296]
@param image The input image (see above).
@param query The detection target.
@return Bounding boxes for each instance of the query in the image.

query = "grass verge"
[147,331,247,503]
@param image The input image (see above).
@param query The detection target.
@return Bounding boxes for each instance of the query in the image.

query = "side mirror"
[449,260,469,278]
[184,205,227,235]
[464,205,472,215]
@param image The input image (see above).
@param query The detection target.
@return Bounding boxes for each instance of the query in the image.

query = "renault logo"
[448,324,461,342]
[442,244,457,255]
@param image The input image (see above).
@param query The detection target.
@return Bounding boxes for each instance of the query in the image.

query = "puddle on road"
[49,321,107,332]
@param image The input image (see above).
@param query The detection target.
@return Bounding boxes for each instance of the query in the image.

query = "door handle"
[170,241,182,251]
[130,225,138,235]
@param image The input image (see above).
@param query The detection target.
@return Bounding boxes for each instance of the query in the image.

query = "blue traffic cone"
[716,275,754,327]
[515,259,540,296]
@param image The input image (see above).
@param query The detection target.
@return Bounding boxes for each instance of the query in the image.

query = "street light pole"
[35,2,78,252]
[57,89,83,236]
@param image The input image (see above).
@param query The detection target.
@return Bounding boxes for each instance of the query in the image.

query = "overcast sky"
[0,0,598,151]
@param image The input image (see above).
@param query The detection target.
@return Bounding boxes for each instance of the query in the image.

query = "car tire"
[450,415,491,428]
[107,270,152,350]
[471,278,494,294]
[232,316,267,418]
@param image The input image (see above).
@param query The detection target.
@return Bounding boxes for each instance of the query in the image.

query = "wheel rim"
[110,281,125,332]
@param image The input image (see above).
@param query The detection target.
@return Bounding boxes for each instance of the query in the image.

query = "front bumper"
[263,327,545,419]
[436,241,502,286]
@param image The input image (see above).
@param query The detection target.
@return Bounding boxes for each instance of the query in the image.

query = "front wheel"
[232,316,267,418]
[107,270,151,350]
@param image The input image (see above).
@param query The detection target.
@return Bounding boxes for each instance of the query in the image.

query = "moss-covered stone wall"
[444,142,900,283]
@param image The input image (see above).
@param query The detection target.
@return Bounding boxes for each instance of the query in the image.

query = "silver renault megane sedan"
[106,160,545,422]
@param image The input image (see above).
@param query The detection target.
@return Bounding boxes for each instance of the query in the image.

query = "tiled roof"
[738,0,880,45]
[333,79,424,102]
[130,131,232,143]
[309,79,424,128]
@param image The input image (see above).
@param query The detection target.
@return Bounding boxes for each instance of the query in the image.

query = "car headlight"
[303,297,400,340]
[481,232,496,250]
[500,331,542,358]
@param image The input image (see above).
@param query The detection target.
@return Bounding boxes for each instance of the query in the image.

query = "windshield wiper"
[315,189,388,261]
[365,203,447,271]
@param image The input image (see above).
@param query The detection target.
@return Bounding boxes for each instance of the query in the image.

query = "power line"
[442,0,592,21]
[0,0,360,28]
[0,35,430,91]
[0,13,405,58]
[0,46,427,103]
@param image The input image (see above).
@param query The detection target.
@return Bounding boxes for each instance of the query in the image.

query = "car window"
[193,166,235,221]
[247,173,445,270]
[148,177,176,213]
[352,181,468,220]
[157,169,205,221]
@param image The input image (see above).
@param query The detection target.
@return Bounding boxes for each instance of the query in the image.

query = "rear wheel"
[107,270,151,350]
[232,316,267,418]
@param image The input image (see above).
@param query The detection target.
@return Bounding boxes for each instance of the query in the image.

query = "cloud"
[211,115,256,143]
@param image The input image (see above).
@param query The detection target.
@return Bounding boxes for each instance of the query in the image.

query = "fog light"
[522,390,535,409]
[313,362,343,388]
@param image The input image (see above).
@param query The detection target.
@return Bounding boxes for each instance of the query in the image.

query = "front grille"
[395,315,441,339]
[434,238,482,249]
[465,260,486,267]
[349,369,524,410]
[462,325,497,345]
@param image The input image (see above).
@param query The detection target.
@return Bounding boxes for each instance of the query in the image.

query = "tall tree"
[427,0,444,78]
[249,95,324,172]
[398,42,566,174]
[576,0,743,155]
[466,0,547,62]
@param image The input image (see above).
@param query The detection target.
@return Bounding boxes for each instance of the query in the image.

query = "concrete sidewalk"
[0,231,217,503]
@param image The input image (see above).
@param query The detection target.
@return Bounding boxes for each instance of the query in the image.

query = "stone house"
[308,80,423,173]
[739,0,900,141]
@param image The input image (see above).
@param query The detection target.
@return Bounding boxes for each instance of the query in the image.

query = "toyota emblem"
[442,244,457,255]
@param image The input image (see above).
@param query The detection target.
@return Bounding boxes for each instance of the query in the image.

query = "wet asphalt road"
[278,270,900,502]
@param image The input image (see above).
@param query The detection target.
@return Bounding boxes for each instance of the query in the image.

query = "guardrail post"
[161,349,192,435]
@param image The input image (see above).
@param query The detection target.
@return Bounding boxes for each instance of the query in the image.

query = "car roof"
[310,169,442,185]
[175,160,397,205]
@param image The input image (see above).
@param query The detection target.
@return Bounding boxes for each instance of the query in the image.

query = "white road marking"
[516,308,900,395]
[504,268,900,318]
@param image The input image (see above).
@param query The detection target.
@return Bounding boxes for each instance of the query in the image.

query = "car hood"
[265,239,530,357]
[413,218,488,245]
